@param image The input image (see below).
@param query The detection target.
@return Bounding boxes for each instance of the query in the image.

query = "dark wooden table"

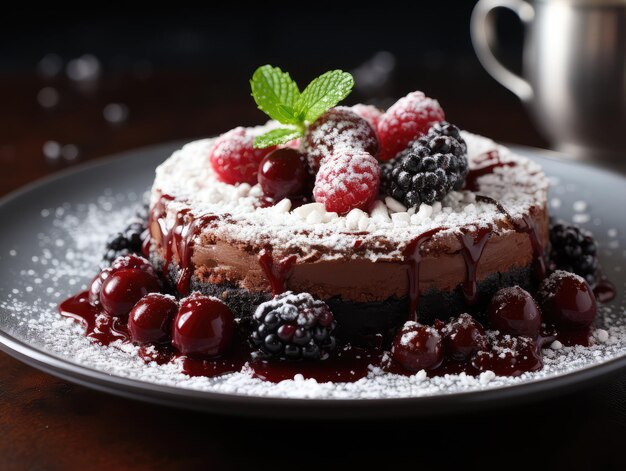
[1,69,625,470]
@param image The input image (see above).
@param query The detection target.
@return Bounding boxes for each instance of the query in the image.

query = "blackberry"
[250,291,337,360]
[102,220,148,267]
[384,121,469,208]
[549,221,599,285]
[380,159,395,194]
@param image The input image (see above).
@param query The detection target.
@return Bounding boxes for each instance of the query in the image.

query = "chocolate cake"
[60,67,612,381]
[147,130,549,341]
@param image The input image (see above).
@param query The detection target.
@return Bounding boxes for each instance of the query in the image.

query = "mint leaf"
[254,127,302,149]
[250,65,301,124]
[296,70,354,123]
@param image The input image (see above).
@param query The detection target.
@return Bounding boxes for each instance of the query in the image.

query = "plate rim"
[1,141,625,418]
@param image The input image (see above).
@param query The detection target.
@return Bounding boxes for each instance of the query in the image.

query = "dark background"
[0,3,544,195]
[1,4,624,470]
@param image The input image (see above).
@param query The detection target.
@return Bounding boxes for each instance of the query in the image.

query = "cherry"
[391,322,443,372]
[99,268,160,318]
[538,271,597,329]
[172,294,235,358]
[128,293,179,344]
[111,254,156,277]
[443,313,488,361]
[258,148,310,200]
[487,286,541,338]
[88,268,113,306]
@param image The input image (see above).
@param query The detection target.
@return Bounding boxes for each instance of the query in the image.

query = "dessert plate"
[0,142,624,418]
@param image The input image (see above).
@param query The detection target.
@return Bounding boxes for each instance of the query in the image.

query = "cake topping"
[153,132,548,262]
[257,147,311,200]
[377,91,445,161]
[382,121,469,208]
[88,267,112,306]
[549,220,599,285]
[303,106,379,174]
[172,293,235,358]
[250,291,337,360]
[350,104,383,130]
[208,126,277,185]
[99,268,161,318]
[487,286,542,338]
[538,270,597,329]
[110,254,157,278]
[442,313,488,361]
[250,65,354,149]
[128,293,178,345]
[313,149,380,215]
[391,322,444,371]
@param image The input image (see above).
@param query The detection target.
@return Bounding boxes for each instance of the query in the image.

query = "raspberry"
[313,150,380,215]
[303,107,379,174]
[250,291,337,360]
[209,126,276,185]
[377,91,445,161]
[350,104,383,130]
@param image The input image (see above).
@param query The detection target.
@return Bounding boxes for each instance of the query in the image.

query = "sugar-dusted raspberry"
[208,126,276,185]
[377,91,445,161]
[350,104,383,130]
[313,150,380,215]
[303,107,379,174]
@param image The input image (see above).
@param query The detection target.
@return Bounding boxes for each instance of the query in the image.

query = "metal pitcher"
[471,0,626,161]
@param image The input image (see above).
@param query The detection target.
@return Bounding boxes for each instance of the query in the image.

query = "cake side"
[147,131,549,333]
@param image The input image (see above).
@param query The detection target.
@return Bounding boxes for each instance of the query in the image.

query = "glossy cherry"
[172,294,235,358]
[443,313,488,361]
[391,322,443,372]
[110,254,156,277]
[88,267,112,306]
[99,268,160,318]
[538,271,597,329]
[488,286,542,338]
[258,147,310,200]
[128,293,179,344]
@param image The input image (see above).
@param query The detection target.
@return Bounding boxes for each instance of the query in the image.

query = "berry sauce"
[464,150,517,192]
[458,227,492,305]
[59,288,598,382]
[258,248,298,296]
[403,227,444,321]
[59,291,129,346]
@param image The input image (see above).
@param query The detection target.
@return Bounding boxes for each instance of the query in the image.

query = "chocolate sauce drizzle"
[476,195,547,280]
[148,194,218,296]
[464,150,517,192]
[258,249,298,296]
[403,227,445,321]
[458,227,492,305]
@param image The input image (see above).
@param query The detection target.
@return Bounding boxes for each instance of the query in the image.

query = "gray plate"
[0,142,624,418]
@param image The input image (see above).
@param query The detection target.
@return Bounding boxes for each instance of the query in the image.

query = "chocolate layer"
[157,256,534,343]
[149,204,548,304]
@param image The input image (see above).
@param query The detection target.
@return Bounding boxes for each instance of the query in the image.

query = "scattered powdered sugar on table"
[1,186,625,400]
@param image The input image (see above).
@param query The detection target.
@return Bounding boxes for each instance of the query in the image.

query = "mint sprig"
[250,65,354,148]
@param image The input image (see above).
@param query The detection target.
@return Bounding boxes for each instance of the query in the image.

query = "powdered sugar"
[303,106,378,173]
[154,132,548,262]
